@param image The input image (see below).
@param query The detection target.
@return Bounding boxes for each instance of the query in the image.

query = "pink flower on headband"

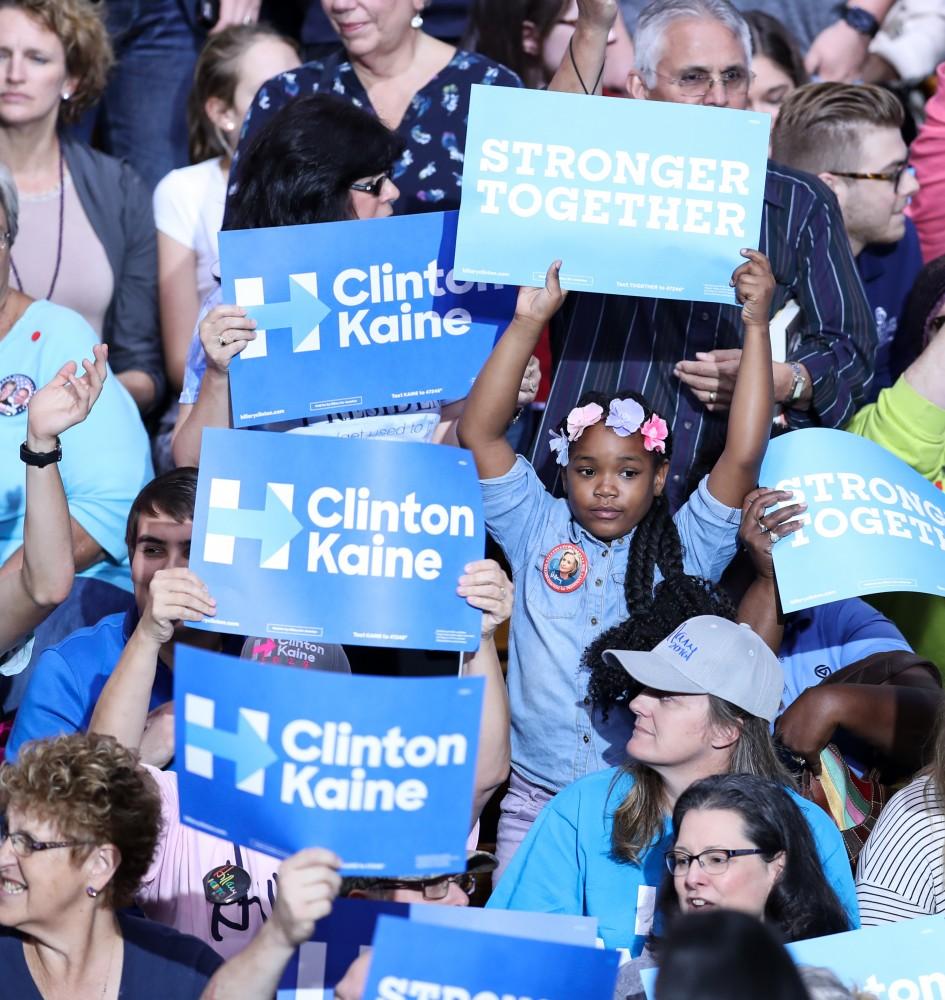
[641,415,668,453]
[605,397,645,437]
[548,428,570,467]
[566,402,604,441]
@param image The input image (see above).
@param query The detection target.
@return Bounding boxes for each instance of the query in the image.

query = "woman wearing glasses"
[489,615,859,954]
[171,91,538,469]
[0,732,222,998]
[616,774,850,1000]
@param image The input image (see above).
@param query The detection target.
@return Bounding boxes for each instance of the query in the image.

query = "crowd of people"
[2,0,945,997]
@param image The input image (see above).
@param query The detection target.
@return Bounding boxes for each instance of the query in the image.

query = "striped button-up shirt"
[531,162,877,511]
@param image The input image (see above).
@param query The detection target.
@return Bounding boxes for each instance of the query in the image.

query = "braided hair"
[565,389,737,714]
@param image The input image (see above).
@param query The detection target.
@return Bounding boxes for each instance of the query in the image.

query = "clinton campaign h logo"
[219,212,517,428]
[174,649,483,872]
[188,430,484,650]
[234,272,331,360]
[203,477,303,571]
[184,693,277,796]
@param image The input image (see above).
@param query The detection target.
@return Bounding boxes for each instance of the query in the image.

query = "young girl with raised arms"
[457,251,777,870]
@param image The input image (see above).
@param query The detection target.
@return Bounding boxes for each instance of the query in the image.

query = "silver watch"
[788,362,806,404]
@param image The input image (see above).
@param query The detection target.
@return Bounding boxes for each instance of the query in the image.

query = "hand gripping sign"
[760,428,945,612]
[187,428,485,650]
[219,210,516,428]
[455,85,770,303]
[277,898,600,999]
[364,916,618,1000]
[175,647,483,874]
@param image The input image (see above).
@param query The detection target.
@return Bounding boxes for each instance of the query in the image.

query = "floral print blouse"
[235,49,522,216]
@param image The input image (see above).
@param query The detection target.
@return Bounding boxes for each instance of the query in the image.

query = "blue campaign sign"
[786,915,945,998]
[187,428,485,650]
[363,916,619,1000]
[455,85,770,303]
[277,898,600,999]
[760,428,945,612]
[174,646,483,874]
[219,210,516,428]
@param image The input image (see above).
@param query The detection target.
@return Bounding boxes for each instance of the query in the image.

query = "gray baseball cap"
[603,616,783,722]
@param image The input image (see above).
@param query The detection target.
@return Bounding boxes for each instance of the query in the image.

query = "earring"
[61,90,71,101]
[86,886,99,898]
[224,119,236,132]
[410,12,423,28]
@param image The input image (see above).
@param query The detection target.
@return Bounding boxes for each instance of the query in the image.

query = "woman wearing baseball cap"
[488,615,859,953]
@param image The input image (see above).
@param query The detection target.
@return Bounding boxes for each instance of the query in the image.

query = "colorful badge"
[542,543,588,593]
[0,374,35,417]
[202,863,252,905]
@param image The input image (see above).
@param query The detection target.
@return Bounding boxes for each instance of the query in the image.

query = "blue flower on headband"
[605,397,645,437]
[548,428,570,467]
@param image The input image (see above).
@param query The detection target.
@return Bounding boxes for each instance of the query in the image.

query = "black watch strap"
[840,4,881,37]
[20,437,62,467]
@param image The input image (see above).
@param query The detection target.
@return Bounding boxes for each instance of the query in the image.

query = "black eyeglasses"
[0,818,94,859]
[349,170,392,197]
[380,872,476,901]
[665,848,766,876]
[828,163,913,192]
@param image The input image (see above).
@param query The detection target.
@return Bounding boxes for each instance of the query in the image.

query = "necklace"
[10,144,65,301]
[99,934,117,999]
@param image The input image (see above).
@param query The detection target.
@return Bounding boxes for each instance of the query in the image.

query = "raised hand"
[26,343,108,448]
[514,260,567,331]
[731,248,776,329]
[457,559,513,640]
[269,848,342,948]
[200,305,258,375]
[576,0,619,33]
[738,487,807,579]
[139,568,217,647]
[516,355,541,408]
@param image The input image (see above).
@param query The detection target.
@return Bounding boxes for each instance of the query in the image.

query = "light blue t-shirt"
[488,766,860,954]
[0,300,152,591]
[483,456,741,792]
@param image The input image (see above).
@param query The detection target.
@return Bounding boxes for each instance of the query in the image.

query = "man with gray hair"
[528,0,876,511]
[619,0,898,82]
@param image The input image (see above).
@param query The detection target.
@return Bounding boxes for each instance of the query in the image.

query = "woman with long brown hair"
[488,615,859,955]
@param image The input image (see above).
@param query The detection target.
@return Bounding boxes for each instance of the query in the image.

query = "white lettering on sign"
[475,139,752,236]
[772,472,945,550]
[377,979,551,1000]
[275,720,468,812]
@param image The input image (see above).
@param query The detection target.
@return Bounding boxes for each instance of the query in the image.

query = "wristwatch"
[788,363,807,405]
[838,4,881,37]
[20,437,62,467]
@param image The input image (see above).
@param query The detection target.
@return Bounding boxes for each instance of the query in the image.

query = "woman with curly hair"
[0,732,222,997]
[0,0,162,412]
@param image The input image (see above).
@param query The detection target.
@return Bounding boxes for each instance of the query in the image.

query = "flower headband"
[548,398,668,466]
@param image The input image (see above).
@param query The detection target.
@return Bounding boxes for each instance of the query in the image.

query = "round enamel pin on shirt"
[203,863,251,905]
[0,374,35,417]
[542,543,589,593]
